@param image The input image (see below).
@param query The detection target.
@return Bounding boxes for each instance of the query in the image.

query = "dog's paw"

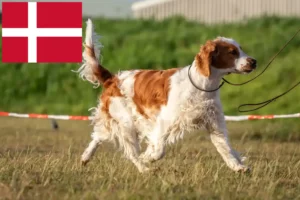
[138,166,150,174]
[241,156,247,162]
[236,165,251,173]
[81,160,89,166]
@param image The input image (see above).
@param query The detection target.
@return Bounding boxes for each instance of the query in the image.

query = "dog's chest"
[171,99,217,131]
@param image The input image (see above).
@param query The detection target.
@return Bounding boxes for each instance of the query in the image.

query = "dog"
[76,19,256,173]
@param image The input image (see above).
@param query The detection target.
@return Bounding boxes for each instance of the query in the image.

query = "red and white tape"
[225,113,300,121]
[0,111,92,121]
[0,111,299,121]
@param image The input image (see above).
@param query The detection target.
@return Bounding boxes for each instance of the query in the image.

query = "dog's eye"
[229,49,238,55]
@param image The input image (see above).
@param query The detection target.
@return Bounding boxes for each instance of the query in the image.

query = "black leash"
[238,81,300,112]
[188,27,300,112]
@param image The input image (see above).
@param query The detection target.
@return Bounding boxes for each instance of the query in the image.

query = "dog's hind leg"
[109,97,149,173]
[119,125,150,173]
[81,134,99,166]
[140,118,169,164]
[81,131,109,166]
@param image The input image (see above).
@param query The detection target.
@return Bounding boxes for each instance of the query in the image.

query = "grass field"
[0,117,300,200]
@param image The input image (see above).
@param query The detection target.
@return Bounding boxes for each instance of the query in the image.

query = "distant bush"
[1,16,300,115]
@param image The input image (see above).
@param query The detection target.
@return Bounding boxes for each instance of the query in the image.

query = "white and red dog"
[76,19,256,173]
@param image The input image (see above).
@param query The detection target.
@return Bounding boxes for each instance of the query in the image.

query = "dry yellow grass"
[0,117,300,200]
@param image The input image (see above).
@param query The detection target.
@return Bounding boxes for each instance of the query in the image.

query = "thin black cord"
[238,81,300,112]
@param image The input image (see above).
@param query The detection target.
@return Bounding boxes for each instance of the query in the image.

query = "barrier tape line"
[225,113,300,121]
[0,111,93,121]
[0,111,300,121]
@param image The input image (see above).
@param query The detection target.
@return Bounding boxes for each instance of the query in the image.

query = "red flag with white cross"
[2,2,82,63]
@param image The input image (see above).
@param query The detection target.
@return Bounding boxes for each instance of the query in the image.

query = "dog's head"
[195,37,256,77]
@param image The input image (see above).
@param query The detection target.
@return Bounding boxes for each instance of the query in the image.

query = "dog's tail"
[74,19,113,87]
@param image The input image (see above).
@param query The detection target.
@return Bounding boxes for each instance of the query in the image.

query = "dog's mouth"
[234,68,255,74]
[243,69,254,73]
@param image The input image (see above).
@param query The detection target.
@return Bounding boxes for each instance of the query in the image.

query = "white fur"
[73,19,103,87]
[80,19,252,173]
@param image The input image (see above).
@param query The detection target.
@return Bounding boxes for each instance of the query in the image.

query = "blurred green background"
[1,16,300,115]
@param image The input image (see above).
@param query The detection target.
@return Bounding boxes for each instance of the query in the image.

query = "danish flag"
[2,2,82,63]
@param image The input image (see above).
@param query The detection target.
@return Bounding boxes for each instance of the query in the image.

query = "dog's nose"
[247,58,257,69]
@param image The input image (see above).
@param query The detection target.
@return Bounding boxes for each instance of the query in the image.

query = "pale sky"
[0,0,143,18]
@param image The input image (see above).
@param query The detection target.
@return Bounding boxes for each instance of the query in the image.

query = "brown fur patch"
[100,77,123,117]
[195,40,239,77]
[212,41,240,69]
[195,40,216,77]
[85,46,113,85]
[133,69,179,118]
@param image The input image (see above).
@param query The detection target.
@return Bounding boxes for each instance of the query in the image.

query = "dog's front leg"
[208,112,250,172]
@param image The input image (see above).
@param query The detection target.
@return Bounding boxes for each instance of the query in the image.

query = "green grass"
[1,16,300,115]
[0,117,300,199]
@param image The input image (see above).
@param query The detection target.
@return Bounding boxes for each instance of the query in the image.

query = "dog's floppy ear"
[195,40,217,77]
